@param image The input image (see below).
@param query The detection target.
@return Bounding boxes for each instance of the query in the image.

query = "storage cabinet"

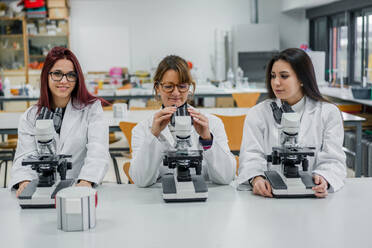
[27,18,69,69]
[0,16,69,83]
[0,17,27,70]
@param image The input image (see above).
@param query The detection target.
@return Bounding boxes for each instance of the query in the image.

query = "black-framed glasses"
[49,71,77,82]
[158,82,190,93]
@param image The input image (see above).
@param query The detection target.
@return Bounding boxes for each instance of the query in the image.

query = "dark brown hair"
[265,48,327,102]
[153,55,196,96]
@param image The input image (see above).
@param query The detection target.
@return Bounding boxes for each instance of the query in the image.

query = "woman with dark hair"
[130,55,236,187]
[10,47,109,196]
[237,48,346,198]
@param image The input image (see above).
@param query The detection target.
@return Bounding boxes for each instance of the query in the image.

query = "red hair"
[37,47,107,112]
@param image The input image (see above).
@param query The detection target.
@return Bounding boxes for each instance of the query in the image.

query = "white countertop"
[320,86,372,107]
[0,179,371,248]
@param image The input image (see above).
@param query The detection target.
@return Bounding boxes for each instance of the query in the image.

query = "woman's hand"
[188,108,211,140]
[312,174,328,198]
[76,180,93,187]
[16,180,31,198]
[252,176,273,198]
[151,107,177,137]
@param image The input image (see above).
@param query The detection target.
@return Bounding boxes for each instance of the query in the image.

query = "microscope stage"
[264,170,316,198]
[18,179,75,208]
[162,174,208,202]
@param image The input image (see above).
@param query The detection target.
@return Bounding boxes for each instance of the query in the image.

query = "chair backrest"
[214,114,246,152]
[232,93,260,108]
[118,121,138,154]
[119,122,137,184]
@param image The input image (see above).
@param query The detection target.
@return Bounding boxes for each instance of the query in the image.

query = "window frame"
[308,1,372,86]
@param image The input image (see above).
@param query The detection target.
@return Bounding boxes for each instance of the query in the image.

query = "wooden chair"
[0,134,17,149]
[232,93,260,108]
[0,134,17,188]
[123,162,134,184]
[119,122,138,184]
[214,114,246,176]
[119,121,137,154]
[235,155,239,176]
[109,132,121,144]
[214,114,246,152]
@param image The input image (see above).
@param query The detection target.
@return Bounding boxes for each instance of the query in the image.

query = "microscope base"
[18,179,75,209]
[162,174,208,202]
[264,170,316,198]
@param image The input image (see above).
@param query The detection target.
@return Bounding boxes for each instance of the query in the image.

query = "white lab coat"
[130,109,236,187]
[237,96,346,192]
[9,99,110,189]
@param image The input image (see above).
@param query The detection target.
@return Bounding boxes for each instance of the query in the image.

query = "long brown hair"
[265,48,327,102]
[153,55,196,97]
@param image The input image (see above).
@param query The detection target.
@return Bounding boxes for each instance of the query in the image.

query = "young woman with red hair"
[10,47,109,196]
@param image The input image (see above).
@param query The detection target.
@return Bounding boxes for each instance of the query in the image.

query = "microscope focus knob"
[272,151,281,165]
[302,159,309,172]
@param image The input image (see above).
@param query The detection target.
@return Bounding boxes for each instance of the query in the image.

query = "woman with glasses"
[130,55,236,187]
[10,47,109,196]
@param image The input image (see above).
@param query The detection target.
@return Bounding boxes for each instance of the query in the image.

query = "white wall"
[69,0,252,80]
[259,0,309,50]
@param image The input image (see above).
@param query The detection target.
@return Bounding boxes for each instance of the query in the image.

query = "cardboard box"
[215,97,235,108]
[49,7,69,19]
[57,20,68,34]
[47,0,69,8]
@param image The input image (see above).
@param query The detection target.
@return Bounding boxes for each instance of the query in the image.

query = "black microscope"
[162,104,208,202]
[264,110,316,198]
[18,119,74,208]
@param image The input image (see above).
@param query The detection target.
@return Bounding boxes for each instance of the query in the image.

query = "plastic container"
[56,187,97,232]
[3,77,10,97]
[227,68,234,84]
[351,87,372,100]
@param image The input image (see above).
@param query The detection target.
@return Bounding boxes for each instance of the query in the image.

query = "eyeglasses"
[158,82,190,93]
[49,71,77,82]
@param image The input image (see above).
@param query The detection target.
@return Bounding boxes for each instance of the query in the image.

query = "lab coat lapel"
[58,100,82,151]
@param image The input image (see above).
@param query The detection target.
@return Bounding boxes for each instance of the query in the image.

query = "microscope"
[264,111,316,198]
[18,119,74,208]
[162,104,208,202]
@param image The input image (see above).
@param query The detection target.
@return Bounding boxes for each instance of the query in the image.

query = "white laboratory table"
[0,179,371,248]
